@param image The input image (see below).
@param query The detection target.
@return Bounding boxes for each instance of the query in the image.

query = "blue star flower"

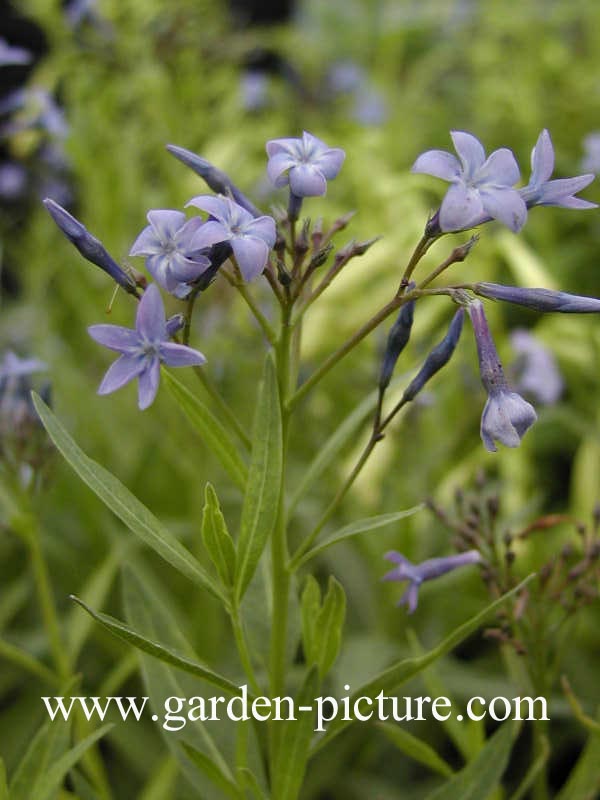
[412,131,527,232]
[88,284,206,410]
[266,131,346,197]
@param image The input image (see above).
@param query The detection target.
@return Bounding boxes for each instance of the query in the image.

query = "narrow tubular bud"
[166,145,263,218]
[44,199,138,294]
[379,290,416,390]
[195,241,233,291]
[474,282,600,313]
[402,307,465,402]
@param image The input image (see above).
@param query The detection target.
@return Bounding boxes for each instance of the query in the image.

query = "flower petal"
[289,164,327,197]
[147,210,187,242]
[439,183,484,231]
[97,354,144,395]
[477,148,521,187]
[169,252,211,282]
[245,215,277,247]
[88,324,140,352]
[137,358,160,410]
[399,582,420,613]
[232,237,269,281]
[530,129,554,184]
[451,131,486,175]
[479,186,527,232]
[186,194,228,221]
[159,342,207,367]
[536,175,597,207]
[145,254,176,292]
[266,151,297,186]
[129,225,161,257]
[266,137,301,157]
[188,219,230,249]
[411,149,460,181]
[314,147,346,179]
[136,284,166,341]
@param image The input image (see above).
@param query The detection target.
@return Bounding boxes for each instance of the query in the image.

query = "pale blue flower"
[266,131,345,197]
[129,210,210,297]
[412,131,527,232]
[520,129,596,210]
[383,550,481,613]
[185,195,276,282]
[0,38,32,66]
[510,329,563,406]
[469,300,537,452]
[88,284,206,410]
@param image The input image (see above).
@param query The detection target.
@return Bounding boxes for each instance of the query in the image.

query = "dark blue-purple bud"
[166,314,185,337]
[43,199,138,295]
[166,145,263,219]
[194,241,233,291]
[402,308,464,402]
[474,282,600,313]
[379,291,416,391]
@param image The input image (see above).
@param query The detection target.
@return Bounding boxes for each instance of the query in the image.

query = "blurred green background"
[2,0,600,797]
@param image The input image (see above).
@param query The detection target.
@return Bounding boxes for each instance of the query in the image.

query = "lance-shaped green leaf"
[556,727,600,800]
[70,595,242,697]
[313,575,534,751]
[301,576,346,679]
[271,667,320,800]
[202,483,236,587]
[378,723,454,778]
[33,724,113,800]
[235,354,282,601]
[292,506,424,569]
[182,744,244,799]
[237,767,270,800]
[425,721,519,800]
[163,371,248,491]
[32,394,224,603]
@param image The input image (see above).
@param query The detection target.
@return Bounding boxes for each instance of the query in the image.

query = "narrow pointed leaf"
[425,721,518,800]
[237,767,270,800]
[378,723,454,778]
[0,759,7,800]
[163,371,248,490]
[271,667,319,800]
[235,354,282,600]
[314,575,534,750]
[70,595,242,696]
[556,727,600,800]
[182,744,244,799]
[34,724,113,800]
[32,394,224,602]
[202,483,236,587]
[294,506,424,569]
[315,577,346,678]
[300,575,321,666]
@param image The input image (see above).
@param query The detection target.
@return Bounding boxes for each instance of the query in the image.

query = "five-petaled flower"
[266,131,346,197]
[129,210,211,298]
[383,550,481,613]
[412,131,527,233]
[185,195,276,282]
[468,300,537,452]
[519,129,597,210]
[88,284,206,410]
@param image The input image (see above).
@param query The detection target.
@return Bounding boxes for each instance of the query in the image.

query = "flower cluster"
[412,129,596,233]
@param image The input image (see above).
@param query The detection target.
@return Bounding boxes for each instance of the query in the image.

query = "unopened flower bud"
[379,292,416,391]
[474,282,600,313]
[44,199,138,295]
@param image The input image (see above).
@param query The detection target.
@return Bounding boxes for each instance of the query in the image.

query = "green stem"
[0,636,60,686]
[222,268,277,346]
[231,605,261,695]
[270,305,293,696]
[17,515,71,682]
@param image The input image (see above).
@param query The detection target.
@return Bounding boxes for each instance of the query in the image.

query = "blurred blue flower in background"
[383,550,481,612]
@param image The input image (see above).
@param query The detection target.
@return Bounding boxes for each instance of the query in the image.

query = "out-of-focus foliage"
[2,0,600,797]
